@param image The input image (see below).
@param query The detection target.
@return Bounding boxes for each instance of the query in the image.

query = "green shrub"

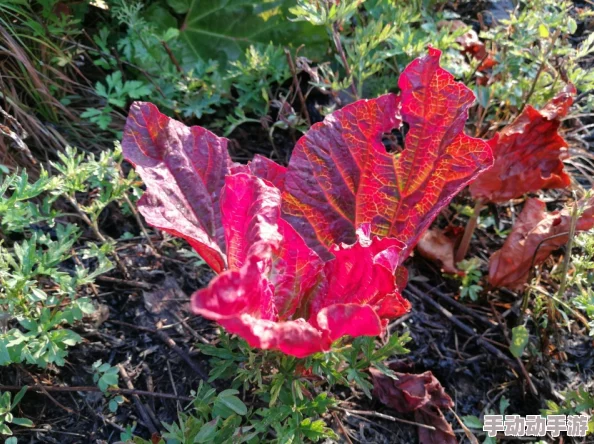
[0,145,138,368]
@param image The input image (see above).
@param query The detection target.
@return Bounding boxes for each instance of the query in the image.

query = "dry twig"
[405,286,520,373]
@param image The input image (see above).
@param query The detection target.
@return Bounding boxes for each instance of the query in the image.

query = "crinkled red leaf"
[282,48,493,260]
[273,218,324,320]
[192,176,410,357]
[356,223,404,275]
[470,85,575,203]
[122,102,232,273]
[192,251,331,357]
[315,304,385,343]
[221,173,322,321]
[248,154,287,190]
[308,226,411,341]
[229,154,287,191]
[371,368,456,444]
[371,369,453,413]
[282,92,401,260]
[122,104,290,273]
[309,226,410,325]
[489,196,594,289]
[220,173,283,270]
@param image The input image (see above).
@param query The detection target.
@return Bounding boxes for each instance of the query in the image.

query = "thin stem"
[518,30,560,114]
[65,194,129,278]
[284,48,311,127]
[117,163,157,252]
[531,285,590,329]
[552,198,579,320]
[519,62,545,115]
[455,199,484,264]
[520,286,532,325]
[518,227,593,324]
[161,40,182,73]
[331,21,358,100]
[118,364,159,434]
[333,407,436,431]
[123,193,156,251]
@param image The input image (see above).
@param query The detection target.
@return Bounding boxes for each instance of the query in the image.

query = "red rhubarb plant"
[282,48,493,260]
[121,49,493,356]
[192,174,411,357]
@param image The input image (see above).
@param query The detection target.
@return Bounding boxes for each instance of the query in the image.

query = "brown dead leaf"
[417,228,464,275]
[489,196,594,289]
[415,407,457,444]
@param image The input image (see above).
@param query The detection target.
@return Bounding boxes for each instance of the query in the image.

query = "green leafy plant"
[0,387,34,440]
[462,396,510,444]
[0,145,139,368]
[51,144,141,235]
[227,44,292,117]
[90,1,230,123]
[0,225,100,367]
[82,72,151,130]
[86,0,325,134]
[568,233,594,335]
[178,0,326,66]
[478,0,594,121]
[183,331,410,442]
[119,423,137,442]
[291,0,469,99]
[0,171,60,233]
[123,380,335,444]
[455,258,484,301]
[92,360,124,412]
[542,387,594,434]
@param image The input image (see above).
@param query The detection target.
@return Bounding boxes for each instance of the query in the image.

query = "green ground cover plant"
[0,145,138,368]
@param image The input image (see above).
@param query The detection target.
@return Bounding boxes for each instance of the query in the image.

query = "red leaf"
[248,154,287,190]
[122,105,287,273]
[489,196,594,289]
[371,369,453,412]
[309,226,411,338]
[273,218,324,320]
[282,48,493,260]
[470,85,575,203]
[315,304,385,343]
[193,253,331,357]
[192,175,410,357]
[371,368,456,444]
[230,154,287,190]
[220,173,283,270]
[122,102,232,273]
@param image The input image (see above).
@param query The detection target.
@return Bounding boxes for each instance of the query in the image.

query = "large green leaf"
[180,0,326,65]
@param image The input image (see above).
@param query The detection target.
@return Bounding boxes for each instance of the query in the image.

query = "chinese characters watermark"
[483,414,589,437]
